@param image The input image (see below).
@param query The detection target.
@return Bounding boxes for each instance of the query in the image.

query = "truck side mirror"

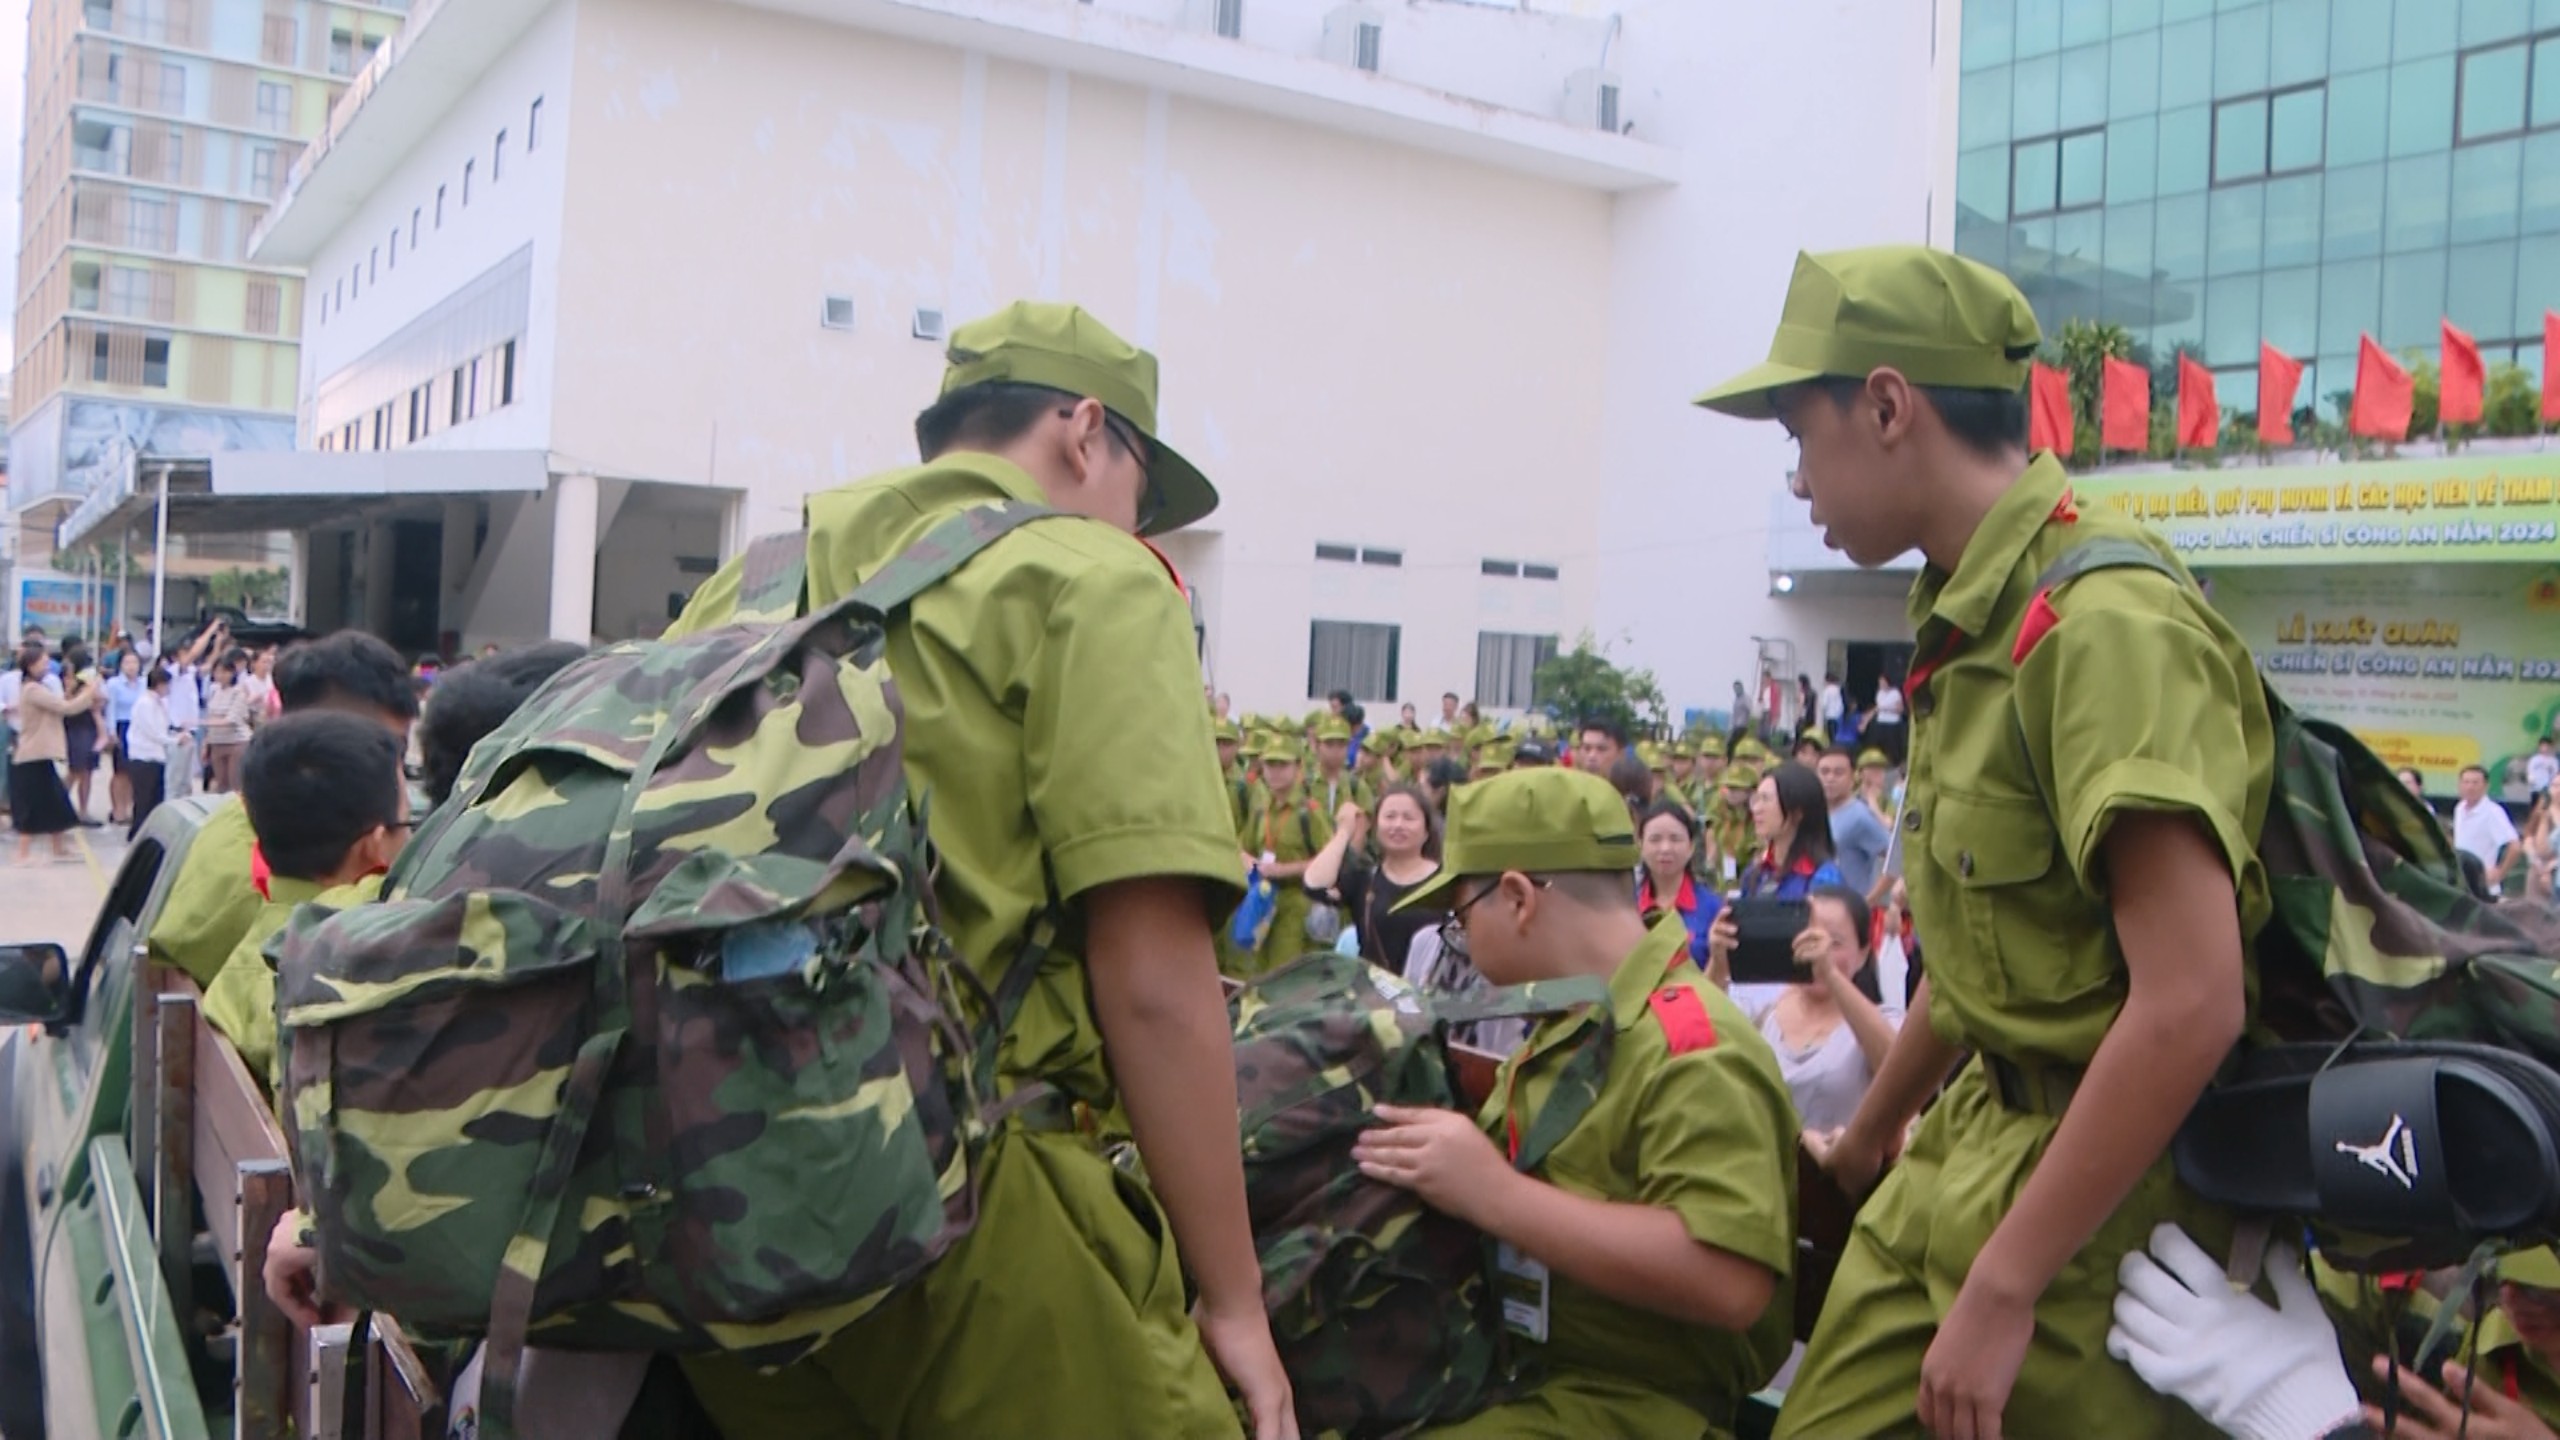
[0,944,72,1026]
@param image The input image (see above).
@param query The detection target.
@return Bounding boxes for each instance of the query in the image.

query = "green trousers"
[1772,1061,2232,1440]
[682,1128,1240,1439]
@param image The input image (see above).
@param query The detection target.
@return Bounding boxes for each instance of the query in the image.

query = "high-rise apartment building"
[5,0,407,634]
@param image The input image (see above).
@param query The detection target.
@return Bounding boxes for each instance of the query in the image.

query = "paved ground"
[0,773,133,951]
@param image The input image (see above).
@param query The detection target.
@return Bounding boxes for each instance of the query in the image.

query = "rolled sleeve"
[2014,587,2267,924]
[1632,1043,1797,1278]
[1024,558,1242,908]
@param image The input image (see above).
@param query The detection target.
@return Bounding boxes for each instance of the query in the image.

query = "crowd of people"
[1213,695,1919,1144]
[0,616,293,853]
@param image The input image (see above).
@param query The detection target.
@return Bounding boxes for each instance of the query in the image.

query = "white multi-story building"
[228,0,1952,717]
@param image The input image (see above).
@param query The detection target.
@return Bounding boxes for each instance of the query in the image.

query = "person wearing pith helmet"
[1356,768,1796,1437]
[1702,246,2273,1440]
[669,301,1295,1438]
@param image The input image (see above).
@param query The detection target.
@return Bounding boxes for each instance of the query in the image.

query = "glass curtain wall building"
[1953,0,2560,411]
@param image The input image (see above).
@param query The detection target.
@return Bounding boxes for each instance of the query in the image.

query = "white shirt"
[0,669,62,722]
[2531,752,2559,795]
[2454,796,2520,878]
[1819,683,1845,723]
[126,691,176,763]
[1872,684,1905,722]
[164,665,202,726]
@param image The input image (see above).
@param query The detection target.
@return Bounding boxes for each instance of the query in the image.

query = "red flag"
[2350,334,2413,442]
[2441,319,2484,427]
[2258,343,2303,445]
[2028,362,2073,453]
[2176,354,2219,449]
[2545,311,2560,424]
[2101,356,2150,451]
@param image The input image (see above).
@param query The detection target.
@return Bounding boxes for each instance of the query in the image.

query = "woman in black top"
[1302,782,1445,972]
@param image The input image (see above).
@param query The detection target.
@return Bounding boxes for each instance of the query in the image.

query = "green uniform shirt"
[1479,918,1798,1419]
[201,874,383,1089]
[1311,769,1373,817]
[670,454,1241,1107]
[1901,453,2272,1068]
[147,798,261,988]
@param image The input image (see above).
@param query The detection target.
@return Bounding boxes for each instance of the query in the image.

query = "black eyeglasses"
[1437,876,1549,959]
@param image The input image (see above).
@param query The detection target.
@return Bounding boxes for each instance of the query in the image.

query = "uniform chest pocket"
[1926,792,2064,1006]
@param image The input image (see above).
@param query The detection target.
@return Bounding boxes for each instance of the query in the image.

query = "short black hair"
[913,381,1070,460]
[1805,375,2030,460]
[1807,883,1885,1004]
[1640,800,1700,842]
[2398,767,2425,790]
[2461,764,2491,782]
[1821,745,1857,764]
[241,712,405,880]
[417,642,586,806]
[1576,715,1631,748]
[1341,702,1366,729]
[276,631,420,721]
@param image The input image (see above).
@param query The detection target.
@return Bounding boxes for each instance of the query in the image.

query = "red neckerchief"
[251,842,273,901]
[1639,871,1697,916]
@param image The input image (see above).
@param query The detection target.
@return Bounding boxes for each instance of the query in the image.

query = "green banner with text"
[2071,450,2560,567]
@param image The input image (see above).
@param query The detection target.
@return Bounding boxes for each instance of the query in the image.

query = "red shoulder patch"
[1140,537,1188,594]
[2011,589,2062,666]
[1649,987,1718,1055]
[2050,488,2081,524]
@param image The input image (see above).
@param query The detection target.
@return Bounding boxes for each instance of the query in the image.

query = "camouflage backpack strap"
[842,499,1062,618]
[2007,537,2193,825]
[731,530,812,623]
[1474,978,1619,1175]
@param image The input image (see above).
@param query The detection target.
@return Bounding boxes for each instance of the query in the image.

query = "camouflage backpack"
[1231,949,1611,1439]
[2013,539,2560,1056]
[272,502,1061,1433]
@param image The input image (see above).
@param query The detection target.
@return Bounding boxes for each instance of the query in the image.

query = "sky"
[0,0,29,346]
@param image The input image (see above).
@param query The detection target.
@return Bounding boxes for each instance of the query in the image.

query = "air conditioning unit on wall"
[1188,0,1244,39]
[1321,4,1384,73]
[1564,67,1623,132]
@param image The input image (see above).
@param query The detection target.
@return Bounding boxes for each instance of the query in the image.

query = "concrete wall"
[292,0,575,457]
[1586,0,1946,711]
[547,0,1618,710]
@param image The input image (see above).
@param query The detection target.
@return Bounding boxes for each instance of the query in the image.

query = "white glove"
[2107,1224,2363,1440]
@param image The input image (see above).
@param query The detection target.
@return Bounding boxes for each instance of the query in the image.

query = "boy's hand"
[1194,1297,1300,1440]
[2369,1359,2557,1440]
[1920,1275,2036,1440]
[1354,1104,1513,1228]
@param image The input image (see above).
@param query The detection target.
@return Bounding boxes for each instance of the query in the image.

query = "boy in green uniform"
[1242,736,1335,975]
[670,303,1292,1438]
[1354,768,1797,1438]
[1313,715,1372,813]
[146,633,418,987]
[201,713,410,1087]
[1698,246,2272,1439]
[1858,746,1896,824]
[1713,763,1759,881]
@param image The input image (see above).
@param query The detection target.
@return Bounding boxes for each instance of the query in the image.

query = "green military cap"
[1468,724,1499,749]
[1799,729,1829,748]
[1314,716,1353,743]
[1262,736,1308,765]
[1722,763,1762,793]
[1857,747,1890,770]
[1638,741,1668,771]
[1472,741,1514,774]
[1367,728,1404,757]
[1212,718,1241,743]
[941,301,1216,536]
[1732,738,1770,764]
[2504,1247,2560,1289]
[1693,246,2041,421]
[1668,739,1697,761]
[1397,769,1639,912]
[1415,729,1451,750]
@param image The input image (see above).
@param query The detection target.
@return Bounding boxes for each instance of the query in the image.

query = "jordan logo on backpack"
[2335,1115,2420,1191]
